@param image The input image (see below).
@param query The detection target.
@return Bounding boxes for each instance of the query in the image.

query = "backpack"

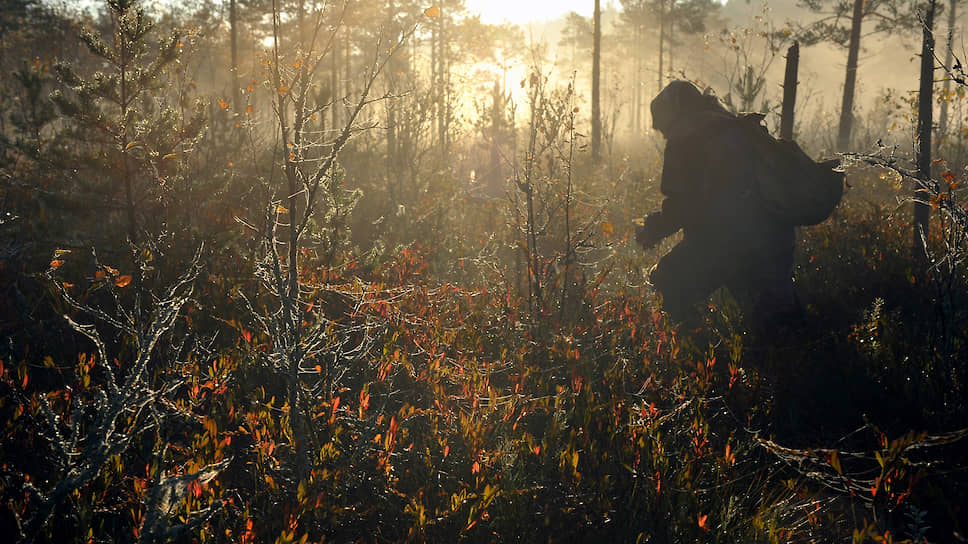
[738,113,844,226]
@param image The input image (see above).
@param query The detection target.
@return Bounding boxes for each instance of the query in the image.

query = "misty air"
[2,0,968,542]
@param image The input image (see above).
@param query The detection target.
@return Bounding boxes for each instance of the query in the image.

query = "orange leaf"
[49,260,64,269]
[218,99,230,110]
[278,85,290,95]
[115,275,132,288]
[424,5,440,17]
[245,104,254,114]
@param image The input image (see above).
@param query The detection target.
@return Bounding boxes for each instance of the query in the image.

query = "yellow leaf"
[601,221,614,235]
[162,153,178,160]
[115,275,132,288]
[424,5,440,17]
[124,141,141,150]
[103,265,119,276]
[829,450,842,475]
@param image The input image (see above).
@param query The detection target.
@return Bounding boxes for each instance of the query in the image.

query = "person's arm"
[636,139,702,248]
[635,196,688,249]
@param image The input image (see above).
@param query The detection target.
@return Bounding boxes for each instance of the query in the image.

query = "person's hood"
[651,80,735,141]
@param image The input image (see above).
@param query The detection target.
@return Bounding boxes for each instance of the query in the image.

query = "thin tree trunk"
[657,0,665,92]
[633,24,641,132]
[230,0,240,108]
[915,0,937,268]
[836,0,865,151]
[344,25,351,100]
[331,31,339,132]
[431,22,438,147]
[439,8,449,159]
[592,0,602,162]
[386,0,398,201]
[780,41,799,140]
[938,0,957,151]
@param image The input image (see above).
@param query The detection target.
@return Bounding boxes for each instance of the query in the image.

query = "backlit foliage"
[1,1,967,543]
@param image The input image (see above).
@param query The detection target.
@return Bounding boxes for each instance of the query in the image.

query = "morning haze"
[2,0,967,542]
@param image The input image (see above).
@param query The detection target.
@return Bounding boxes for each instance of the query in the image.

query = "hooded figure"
[637,80,798,328]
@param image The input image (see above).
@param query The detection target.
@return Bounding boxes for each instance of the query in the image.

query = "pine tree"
[11,3,218,542]
[798,0,919,151]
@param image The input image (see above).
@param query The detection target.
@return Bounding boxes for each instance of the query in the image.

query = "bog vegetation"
[1,0,968,542]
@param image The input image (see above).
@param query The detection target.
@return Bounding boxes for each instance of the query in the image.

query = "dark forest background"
[2,0,968,542]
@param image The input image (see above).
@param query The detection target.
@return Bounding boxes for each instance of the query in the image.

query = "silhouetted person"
[636,80,799,330]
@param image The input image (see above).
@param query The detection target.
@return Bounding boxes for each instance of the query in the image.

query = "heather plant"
[0,1,227,542]
[2,1,968,543]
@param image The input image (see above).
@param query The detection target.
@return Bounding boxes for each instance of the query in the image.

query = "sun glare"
[463,0,593,25]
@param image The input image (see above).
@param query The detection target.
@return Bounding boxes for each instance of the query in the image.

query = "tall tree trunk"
[230,0,240,108]
[438,8,449,159]
[296,0,305,48]
[915,0,937,268]
[330,35,339,132]
[344,25,351,99]
[431,22,438,148]
[836,0,865,151]
[657,0,665,92]
[780,41,799,140]
[386,0,398,202]
[633,24,641,132]
[937,0,957,152]
[592,0,602,161]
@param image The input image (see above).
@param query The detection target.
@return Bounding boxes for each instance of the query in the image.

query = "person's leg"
[650,241,722,324]
[730,249,801,334]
